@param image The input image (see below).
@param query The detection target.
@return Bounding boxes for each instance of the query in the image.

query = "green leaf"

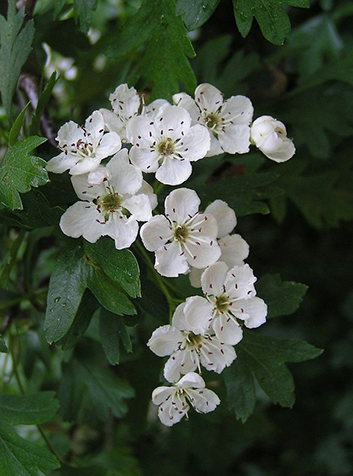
[60,464,107,476]
[0,391,59,425]
[256,274,308,318]
[0,421,60,475]
[73,0,98,33]
[0,136,48,210]
[232,0,309,45]
[195,172,278,217]
[45,245,91,344]
[29,72,57,136]
[0,0,35,121]
[0,334,8,353]
[225,331,323,421]
[8,103,31,145]
[99,309,132,365]
[58,290,99,350]
[108,0,196,99]
[87,271,136,316]
[59,344,134,422]
[85,238,140,298]
[0,189,64,230]
[176,0,221,30]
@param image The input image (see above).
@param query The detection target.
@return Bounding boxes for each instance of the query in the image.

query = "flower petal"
[70,157,103,175]
[195,83,223,114]
[184,296,214,334]
[155,240,189,277]
[222,95,253,125]
[233,297,267,329]
[218,124,251,154]
[71,174,105,200]
[205,199,237,237]
[140,215,172,251]
[152,386,174,405]
[189,266,203,288]
[225,264,257,300]
[46,153,77,174]
[200,338,236,373]
[165,188,200,224]
[188,388,220,413]
[147,325,182,357]
[59,201,103,243]
[156,157,192,186]
[205,133,223,157]
[158,395,188,426]
[172,302,188,331]
[154,104,191,140]
[212,314,243,345]
[173,92,200,122]
[219,234,249,267]
[107,149,142,195]
[164,349,197,383]
[201,261,229,296]
[176,124,210,161]
[123,194,153,222]
[99,108,123,134]
[130,146,159,173]
[104,215,139,249]
[177,372,205,389]
[95,131,121,160]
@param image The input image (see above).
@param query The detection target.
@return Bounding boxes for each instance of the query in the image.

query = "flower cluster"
[47,82,295,426]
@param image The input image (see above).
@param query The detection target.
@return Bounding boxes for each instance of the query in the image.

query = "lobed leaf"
[0,391,59,425]
[176,0,221,30]
[99,309,133,365]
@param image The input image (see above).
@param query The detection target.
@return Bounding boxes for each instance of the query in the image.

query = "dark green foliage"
[176,0,221,30]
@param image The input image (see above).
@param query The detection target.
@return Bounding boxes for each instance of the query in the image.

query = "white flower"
[173,83,253,157]
[147,302,236,383]
[140,188,221,277]
[126,104,210,185]
[99,84,141,142]
[152,372,220,427]
[189,200,249,287]
[59,149,156,249]
[184,262,267,346]
[46,111,121,175]
[250,115,295,163]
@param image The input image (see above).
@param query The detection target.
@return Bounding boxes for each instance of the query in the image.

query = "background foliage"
[0,0,353,474]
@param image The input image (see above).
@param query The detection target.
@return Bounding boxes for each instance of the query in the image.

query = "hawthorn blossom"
[152,372,220,426]
[185,262,267,345]
[99,83,141,142]
[127,104,210,185]
[148,301,236,383]
[46,111,121,175]
[140,188,221,277]
[173,83,253,157]
[250,115,295,162]
[60,149,156,249]
[189,199,250,287]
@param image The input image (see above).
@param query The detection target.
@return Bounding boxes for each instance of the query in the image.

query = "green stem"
[9,327,63,464]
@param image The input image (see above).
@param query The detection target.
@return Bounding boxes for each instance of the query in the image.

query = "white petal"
[152,386,174,405]
[219,234,249,267]
[153,104,191,140]
[185,215,221,269]
[189,267,203,288]
[126,115,155,147]
[137,181,158,211]
[123,194,152,222]
[200,338,236,373]
[143,99,169,118]
[164,349,197,383]
[155,241,189,277]
[261,135,295,163]
[156,157,192,186]
[110,83,140,118]
[195,83,223,114]
[95,131,121,159]
[70,157,103,175]
[205,199,236,238]
[205,133,223,157]
[172,93,200,122]
[165,188,200,224]
[84,110,105,141]
[130,146,159,173]
[225,264,257,300]
[176,124,210,161]
[201,261,229,296]
[158,395,188,426]
[46,153,76,174]
[107,149,143,195]
[218,124,251,154]
[59,201,103,243]
[56,120,83,147]
[234,297,267,329]
[172,302,188,331]
[71,174,105,201]
[87,165,110,185]
[222,95,253,125]
[105,215,139,250]
[212,314,243,345]
[177,372,205,389]
[184,296,214,334]
[147,325,182,357]
[140,215,172,251]
[188,388,220,413]
[99,108,123,134]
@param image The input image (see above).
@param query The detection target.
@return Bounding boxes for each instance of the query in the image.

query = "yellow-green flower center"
[158,138,174,156]
[174,225,189,242]
[205,113,220,130]
[215,294,230,313]
[100,193,121,213]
